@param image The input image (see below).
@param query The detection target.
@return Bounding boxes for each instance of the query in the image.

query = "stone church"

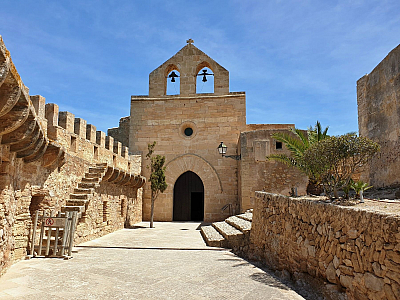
[109,40,308,222]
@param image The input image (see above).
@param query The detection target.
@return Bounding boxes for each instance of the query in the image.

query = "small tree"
[303,133,380,198]
[146,141,167,228]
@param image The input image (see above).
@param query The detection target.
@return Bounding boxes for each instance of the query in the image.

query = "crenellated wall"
[248,192,400,300]
[0,35,145,277]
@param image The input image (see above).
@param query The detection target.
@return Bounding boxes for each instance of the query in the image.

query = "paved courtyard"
[0,222,305,299]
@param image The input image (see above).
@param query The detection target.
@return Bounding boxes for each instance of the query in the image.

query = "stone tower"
[129,40,246,222]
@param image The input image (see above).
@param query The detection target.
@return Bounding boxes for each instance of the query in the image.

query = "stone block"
[113,141,122,156]
[30,95,46,119]
[96,131,106,147]
[105,136,114,151]
[45,103,59,127]
[74,118,87,138]
[59,111,75,132]
[86,124,96,142]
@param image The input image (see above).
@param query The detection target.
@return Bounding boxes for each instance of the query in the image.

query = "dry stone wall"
[249,192,400,300]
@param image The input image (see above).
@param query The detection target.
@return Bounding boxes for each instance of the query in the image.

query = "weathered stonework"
[131,93,245,222]
[239,126,308,211]
[357,44,400,188]
[249,192,400,300]
[108,116,130,148]
[109,41,305,222]
[0,36,144,276]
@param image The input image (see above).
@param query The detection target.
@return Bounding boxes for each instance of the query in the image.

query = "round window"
[184,127,193,137]
[179,121,197,139]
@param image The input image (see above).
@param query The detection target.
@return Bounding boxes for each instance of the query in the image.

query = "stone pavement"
[0,222,305,299]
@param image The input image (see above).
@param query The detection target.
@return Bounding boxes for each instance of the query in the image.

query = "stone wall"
[357,43,400,188]
[130,92,245,222]
[238,127,308,212]
[108,116,130,148]
[248,192,400,300]
[0,36,144,277]
[148,42,229,97]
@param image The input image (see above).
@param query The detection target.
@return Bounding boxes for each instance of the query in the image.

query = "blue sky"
[1,0,399,135]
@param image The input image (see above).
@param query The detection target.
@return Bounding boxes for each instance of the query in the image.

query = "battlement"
[33,99,139,174]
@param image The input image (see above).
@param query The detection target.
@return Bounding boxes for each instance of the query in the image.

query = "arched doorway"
[173,171,204,221]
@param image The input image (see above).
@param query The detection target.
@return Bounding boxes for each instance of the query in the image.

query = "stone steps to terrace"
[60,163,147,223]
[60,163,108,219]
[200,210,253,252]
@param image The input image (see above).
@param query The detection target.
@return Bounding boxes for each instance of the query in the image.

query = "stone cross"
[186,39,194,45]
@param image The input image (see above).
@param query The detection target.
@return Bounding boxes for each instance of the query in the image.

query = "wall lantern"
[217,142,241,160]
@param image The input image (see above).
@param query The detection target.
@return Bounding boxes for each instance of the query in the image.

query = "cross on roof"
[186,38,194,45]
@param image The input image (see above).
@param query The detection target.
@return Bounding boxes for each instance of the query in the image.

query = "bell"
[168,71,179,82]
[202,75,207,82]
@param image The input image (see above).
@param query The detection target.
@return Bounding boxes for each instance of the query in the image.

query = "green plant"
[146,141,168,228]
[351,180,373,199]
[342,178,354,199]
[267,121,329,194]
[303,133,380,198]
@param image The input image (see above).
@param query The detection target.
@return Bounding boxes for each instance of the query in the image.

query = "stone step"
[78,182,99,189]
[96,163,108,168]
[61,205,85,213]
[84,172,102,179]
[81,177,100,183]
[73,187,93,194]
[212,221,244,248]
[66,199,89,207]
[89,166,107,173]
[70,193,90,200]
[200,225,227,248]
[225,216,252,234]
[236,212,252,222]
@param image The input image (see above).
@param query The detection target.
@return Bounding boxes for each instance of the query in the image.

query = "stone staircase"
[60,162,146,222]
[61,163,108,220]
[200,210,253,251]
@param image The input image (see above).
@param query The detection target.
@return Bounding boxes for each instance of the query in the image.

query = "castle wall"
[130,92,246,222]
[0,102,143,275]
[357,44,400,188]
[248,192,400,300]
[0,36,143,276]
[238,127,308,212]
[108,116,130,148]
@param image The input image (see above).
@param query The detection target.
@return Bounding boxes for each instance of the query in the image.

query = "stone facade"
[0,36,144,276]
[130,92,245,222]
[357,44,400,188]
[249,192,400,300]
[239,125,308,212]
[109,41,307,222]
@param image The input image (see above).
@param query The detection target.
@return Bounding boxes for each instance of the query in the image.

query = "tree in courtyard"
[267,121,329,194]
[303,133,380,198]
[146,141,167,228]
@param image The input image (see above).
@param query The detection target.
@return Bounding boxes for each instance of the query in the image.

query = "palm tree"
[267,121,329,195]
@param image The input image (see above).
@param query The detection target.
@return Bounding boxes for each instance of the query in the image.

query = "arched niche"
[164,64,180,95]
[196,62,214,94]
